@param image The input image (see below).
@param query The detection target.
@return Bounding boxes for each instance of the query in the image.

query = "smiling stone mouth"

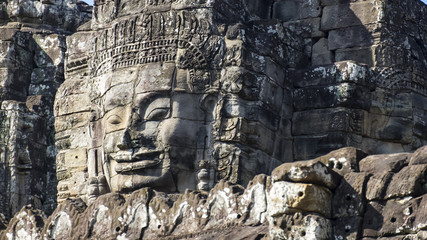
[111,149,164,173]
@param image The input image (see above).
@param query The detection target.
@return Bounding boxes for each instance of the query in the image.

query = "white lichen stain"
[329,157,349,167]
[173,201,189,225]
[313,163,333,183]
[289,166,307,180]
[116,233,128,240]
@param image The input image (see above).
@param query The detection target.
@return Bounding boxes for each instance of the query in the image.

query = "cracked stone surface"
[0,0,426,239]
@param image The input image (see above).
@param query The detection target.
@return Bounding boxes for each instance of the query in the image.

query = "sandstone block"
[55,76,88,98]
[413,93,427,111]
[239,120,277,155]
[359,152,410,174]
[371,90,413,118]
[29,83,60,99]
[294,132,353,160]
[54,112,91,133]
[273,0,321,22]
[171,93,206,121]
[312,38,334,66]
[357,137,406,155]
[372,42,411,68]
[282,17,324,38]
[414,108,427,138]
[365,172,393,201]
[293,108,368,136]
[54,93,90,116]
[64,148,87,170]
[0,67,32,100]
[385,165,427,199]
[243,0,272,19]
[333,172,368,218]
[259,77,285,113]
[185,225,269,240]
[272,139,293,164]
[269,213,332,240]
[333,216,363,240]
[66,31,93,57]
[31,67,59,85]
[0,3,7,21]
[242,52,288,87]
[321,2,382,31]
[413,194,427,231]
[292,61,374,88]
[380,197,423,236]
[367,114,413,144]
[258,57,287,87]
[271,159,340,190]
[293,83,371,111]
[315,147,368,175]
[240,150,282,185]
[335,46,374,66]
[409,146,427,165]
[418,232,427,239]
[33,34,65,68]
[267,181,332,218]
[202,181,245,228]
[7,0,44,19]
[362,201,384,238]
[55,127,90,149]
[328,25,374,50]
[0,27,19,41]
[221,98,281,131]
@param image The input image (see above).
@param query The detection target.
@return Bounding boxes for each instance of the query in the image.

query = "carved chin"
[110,168,175,193]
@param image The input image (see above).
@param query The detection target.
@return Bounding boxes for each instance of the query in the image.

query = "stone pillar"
[0,0,91,219]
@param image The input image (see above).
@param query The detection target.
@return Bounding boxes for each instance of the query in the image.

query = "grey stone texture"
[4,146,427,239]
[0,0,91,220]
[292,57,427,159]
[0,0,426,239]
[53,0,307,205]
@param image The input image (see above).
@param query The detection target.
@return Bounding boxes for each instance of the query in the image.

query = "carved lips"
[110,149,164,173]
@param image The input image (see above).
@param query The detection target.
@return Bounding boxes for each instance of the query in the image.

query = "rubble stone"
[0,0,427,239]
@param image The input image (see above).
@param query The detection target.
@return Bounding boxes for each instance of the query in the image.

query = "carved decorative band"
[66,57,89,74]
[89,39,178,76]
[388,80,427,96]
[377,66,427,97]
[89,38,207,76]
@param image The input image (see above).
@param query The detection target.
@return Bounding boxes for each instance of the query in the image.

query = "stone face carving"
[56,0,305,201]
[1,0,427,239]
[94,64,209,193]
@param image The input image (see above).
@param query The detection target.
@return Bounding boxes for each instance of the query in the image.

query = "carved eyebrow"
[135,90,171,107]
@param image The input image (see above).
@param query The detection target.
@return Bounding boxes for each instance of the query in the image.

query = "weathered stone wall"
[4,146,427,239]
[55,0,308,203]
[208,0,427,160]
[273,0,427,159]
[0,0,91,219]
[0,0,426,239]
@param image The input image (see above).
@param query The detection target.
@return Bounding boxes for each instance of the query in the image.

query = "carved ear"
[200,93,218,113]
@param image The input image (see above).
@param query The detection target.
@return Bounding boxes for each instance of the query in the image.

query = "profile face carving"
[97,63,207,193]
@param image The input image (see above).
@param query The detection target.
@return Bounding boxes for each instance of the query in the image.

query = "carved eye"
[145,108,169,121]
[107,115,123,125]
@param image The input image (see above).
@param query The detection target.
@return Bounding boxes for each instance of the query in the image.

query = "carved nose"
[117,130,132,150]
